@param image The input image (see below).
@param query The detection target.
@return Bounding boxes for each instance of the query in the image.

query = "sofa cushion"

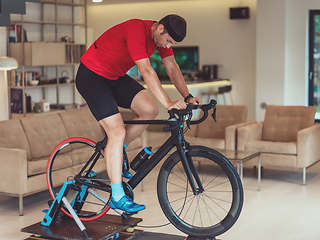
[244,140,297,155]
[28,152,73,176]
[185,136,225,149]
[197,105,248,139]
[21,113,69,160]
[0,119,31,160]
[59,107,105,142]
[262,105,316,142]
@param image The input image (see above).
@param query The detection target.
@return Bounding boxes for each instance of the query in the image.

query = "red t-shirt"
[80,19,174,80]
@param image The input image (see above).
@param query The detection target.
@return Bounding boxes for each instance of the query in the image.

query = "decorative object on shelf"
[40,100,50,112]
[10,88,23,114]
[33,102,42,113]
[28,79,39,86]
[60,70,71,83]
[26,94,32,113]
[61,35,72,43]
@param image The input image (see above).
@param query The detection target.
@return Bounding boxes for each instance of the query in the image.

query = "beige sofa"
[237,105,320,184]
[185,105,254,150]
[0,107,142,215]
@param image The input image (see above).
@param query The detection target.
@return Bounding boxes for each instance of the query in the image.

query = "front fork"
[176,131,204,195]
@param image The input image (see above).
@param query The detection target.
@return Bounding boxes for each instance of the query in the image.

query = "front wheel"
[157,146,243,238]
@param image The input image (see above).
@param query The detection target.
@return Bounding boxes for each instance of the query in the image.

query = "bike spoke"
[169,194,194,205]
[205,190,232,193]
[77,200,105,207]
[191,196,198,226]
[200,194,216,223]
[171,169,188,185]
[173,195,196,216]
[202,193,228,214]
[203,175,219,189]
[88,189,109,204]
[167,180,188,190]
[205,179,230,191]
[196,196,204,227]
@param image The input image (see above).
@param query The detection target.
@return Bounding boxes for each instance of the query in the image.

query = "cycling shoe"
[122,171,133,179]
[110,196,145,213]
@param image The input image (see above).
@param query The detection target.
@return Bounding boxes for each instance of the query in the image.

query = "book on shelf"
[11,71,40,87]
[8,24,27,42]
[10,88,23,114]
[65,44,86,64]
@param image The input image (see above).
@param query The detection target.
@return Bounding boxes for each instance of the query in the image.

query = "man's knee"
[143,104,159,119]
[99,114,126,141]
[108,126,126,141]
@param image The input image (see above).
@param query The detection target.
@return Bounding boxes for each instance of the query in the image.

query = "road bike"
[46,100,243,238]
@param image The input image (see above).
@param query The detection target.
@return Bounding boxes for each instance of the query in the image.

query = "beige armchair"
[238,105,320,184]
[185,105,254,150]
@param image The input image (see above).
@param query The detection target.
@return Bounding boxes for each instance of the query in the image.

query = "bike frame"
[75,118,204,196]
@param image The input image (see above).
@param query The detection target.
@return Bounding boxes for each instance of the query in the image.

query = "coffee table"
[217,149,261,190]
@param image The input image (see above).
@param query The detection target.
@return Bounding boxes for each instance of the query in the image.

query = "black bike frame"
[76,118,204,195]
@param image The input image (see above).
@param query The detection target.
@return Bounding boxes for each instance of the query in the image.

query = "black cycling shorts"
[76,62,145,121]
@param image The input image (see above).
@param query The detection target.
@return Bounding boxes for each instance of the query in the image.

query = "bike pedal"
[121,212,137,221]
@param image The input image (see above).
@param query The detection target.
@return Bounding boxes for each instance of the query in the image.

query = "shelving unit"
[7,0,87,118]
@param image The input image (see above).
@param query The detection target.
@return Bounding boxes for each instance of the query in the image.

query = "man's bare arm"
[162,55,189,98]
[135,58,171,108]
[162,55,201,104]
[135,58,186,110]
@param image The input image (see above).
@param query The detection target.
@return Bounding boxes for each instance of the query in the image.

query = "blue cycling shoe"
[110,196,146,213]
[122,171,133,179]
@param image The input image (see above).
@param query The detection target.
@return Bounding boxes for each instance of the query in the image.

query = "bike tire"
[47,137,111,222]
[157,145,243,238]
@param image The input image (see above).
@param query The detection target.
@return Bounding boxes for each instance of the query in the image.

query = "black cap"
[159,14,186,42]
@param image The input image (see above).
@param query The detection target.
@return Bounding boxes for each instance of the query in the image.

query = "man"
[76,14,201,214]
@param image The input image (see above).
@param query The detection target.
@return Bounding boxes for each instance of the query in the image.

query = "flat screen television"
[127,46,199,81]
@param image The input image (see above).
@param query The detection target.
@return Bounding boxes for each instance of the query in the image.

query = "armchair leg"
[19,194,23,216]
[302,167,306,185]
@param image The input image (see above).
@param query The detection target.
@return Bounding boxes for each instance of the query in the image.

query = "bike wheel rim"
[47,137,111,221]
[158,147,243,237]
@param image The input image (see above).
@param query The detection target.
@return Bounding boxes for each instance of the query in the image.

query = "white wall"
[0,27,8,121]
[0,27,7,56]
[256,0,286,120]
[256,0,320,121]
[87,0,257,120]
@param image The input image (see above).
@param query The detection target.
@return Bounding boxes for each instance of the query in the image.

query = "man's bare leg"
[124,89,159,146]
[99,113,145,213]
[99,113,125,184]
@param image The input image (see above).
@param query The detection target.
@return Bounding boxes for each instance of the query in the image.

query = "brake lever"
[186,108,193,129]
[212,108,217,122]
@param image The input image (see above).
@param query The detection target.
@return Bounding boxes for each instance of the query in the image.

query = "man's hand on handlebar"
[168,100,187,110]
[186,96,202,105]
[167,96,202,110]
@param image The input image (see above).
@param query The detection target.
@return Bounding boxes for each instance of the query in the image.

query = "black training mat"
[22,213,142,240]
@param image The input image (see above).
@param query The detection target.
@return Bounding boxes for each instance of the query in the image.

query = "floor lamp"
[0,57,18,121]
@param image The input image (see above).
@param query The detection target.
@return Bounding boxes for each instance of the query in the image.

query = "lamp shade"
[0,56,18,71]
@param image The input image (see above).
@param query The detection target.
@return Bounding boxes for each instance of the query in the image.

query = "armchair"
[237,105,320,184]
[185,105,254,150]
